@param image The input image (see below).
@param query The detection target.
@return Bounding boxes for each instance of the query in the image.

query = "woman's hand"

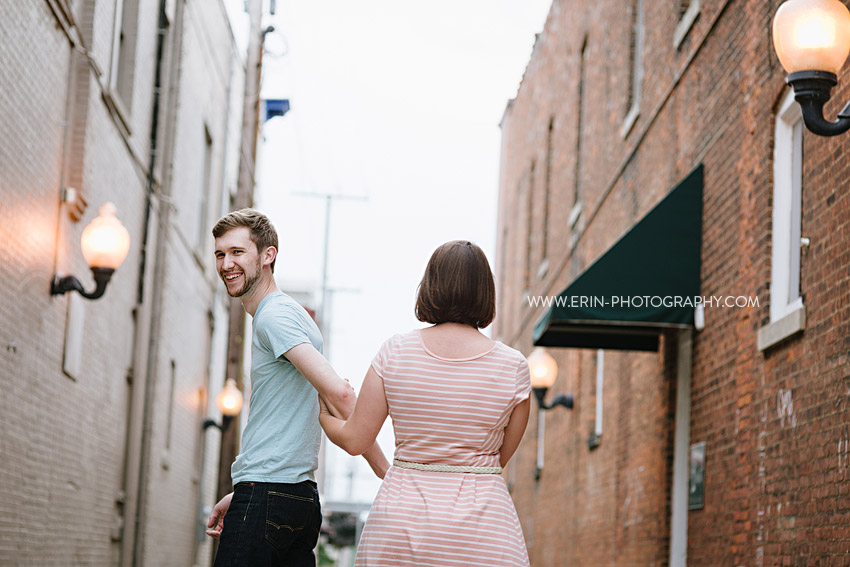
[318,379,353,419]
[318,394,332,416]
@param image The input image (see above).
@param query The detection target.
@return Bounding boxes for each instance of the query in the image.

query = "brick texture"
[497,1,850,566]
[0,1,245,565]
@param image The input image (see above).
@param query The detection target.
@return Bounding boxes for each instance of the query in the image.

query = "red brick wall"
[497,0,850,565]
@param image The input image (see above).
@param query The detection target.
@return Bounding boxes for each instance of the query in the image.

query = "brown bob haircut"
[212,208,279,272]
[415,240,496,328]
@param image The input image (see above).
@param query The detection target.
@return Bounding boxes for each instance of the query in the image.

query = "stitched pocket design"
[264,491,314,551]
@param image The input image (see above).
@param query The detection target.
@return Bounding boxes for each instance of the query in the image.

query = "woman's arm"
[319,366,389,457]
[499,398,531,467]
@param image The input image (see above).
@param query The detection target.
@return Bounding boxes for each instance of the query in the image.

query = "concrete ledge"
[620,104,640,139]
[757,305,806,352]
[674,0,700,49]
[537,258,549,280]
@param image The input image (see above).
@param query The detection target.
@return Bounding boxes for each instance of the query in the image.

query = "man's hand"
[205,492,233,539]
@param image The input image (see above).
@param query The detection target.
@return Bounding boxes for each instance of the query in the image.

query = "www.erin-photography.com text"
[527,295,760,309]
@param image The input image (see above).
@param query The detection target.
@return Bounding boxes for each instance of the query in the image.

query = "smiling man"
[206,208,388,567]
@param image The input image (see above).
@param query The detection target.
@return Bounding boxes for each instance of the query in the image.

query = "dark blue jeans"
[213,480,322,567]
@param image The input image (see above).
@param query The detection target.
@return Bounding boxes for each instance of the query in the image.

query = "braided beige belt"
[393,458,502,474]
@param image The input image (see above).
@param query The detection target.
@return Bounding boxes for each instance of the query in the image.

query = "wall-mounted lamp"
[527,347,574,480]
[203,379,244,432]
[51,202,130,300]
[772,0,850,136]
[528,347,574,411]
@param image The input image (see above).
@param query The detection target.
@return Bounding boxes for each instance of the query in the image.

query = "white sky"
[236,0,552,504]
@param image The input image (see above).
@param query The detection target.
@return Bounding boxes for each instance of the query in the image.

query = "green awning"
[533,165,703,351]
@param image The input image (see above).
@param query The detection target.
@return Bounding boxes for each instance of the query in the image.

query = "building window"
[621,0,644,138]
[197,127,214,249]
[499,226,509,322]
[571,39,588,232]
[110,0,140,112]
[758,89,806,351]
[540,118,554,277]
[588,349,604,450]
[513,179,523,313]
[674,0,701,48]
[162,359,177,469]
[525,161,536,293]
[771,89,804,322]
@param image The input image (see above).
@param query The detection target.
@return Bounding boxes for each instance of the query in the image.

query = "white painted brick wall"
[0,1,246,565]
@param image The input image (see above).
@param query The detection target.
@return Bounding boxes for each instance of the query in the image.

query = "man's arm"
[285,342,390,478]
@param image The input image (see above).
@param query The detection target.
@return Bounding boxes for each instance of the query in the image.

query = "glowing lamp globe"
[528,348,558,389]
[773,0,850,74]
[216,379,244,416]
[80,202,131,270]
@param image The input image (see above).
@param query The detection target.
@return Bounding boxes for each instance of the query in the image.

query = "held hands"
[318,394,332,416]
[317,375,389,480]
[205,492,233,539]
[318,378,353,419]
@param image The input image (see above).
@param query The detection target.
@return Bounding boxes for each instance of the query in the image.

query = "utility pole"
[216,0,265,506]
[293,191,365,496]
[293,192,367,356]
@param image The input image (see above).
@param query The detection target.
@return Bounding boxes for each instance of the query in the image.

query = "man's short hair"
[415,240,496,329]
[212,208,279,272]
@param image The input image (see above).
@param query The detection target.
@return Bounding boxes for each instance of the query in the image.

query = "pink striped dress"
[354,329,531,567]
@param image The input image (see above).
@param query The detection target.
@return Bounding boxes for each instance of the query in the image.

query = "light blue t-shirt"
[231,292,324,485]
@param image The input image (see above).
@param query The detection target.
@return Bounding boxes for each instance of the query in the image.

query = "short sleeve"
[370,335,398,379]
[256,305,313,359]
[515,356,532,404]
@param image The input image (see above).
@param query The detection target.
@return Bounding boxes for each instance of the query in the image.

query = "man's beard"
[224,260,261,298]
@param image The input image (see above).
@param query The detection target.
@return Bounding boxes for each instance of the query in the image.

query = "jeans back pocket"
[264,490,315,551]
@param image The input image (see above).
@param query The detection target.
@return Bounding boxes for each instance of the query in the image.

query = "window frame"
[621,0,645,138]
[770,89,804,322]
[106,0,140,128]
[588,349,604,449]
[758,89,806,351]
